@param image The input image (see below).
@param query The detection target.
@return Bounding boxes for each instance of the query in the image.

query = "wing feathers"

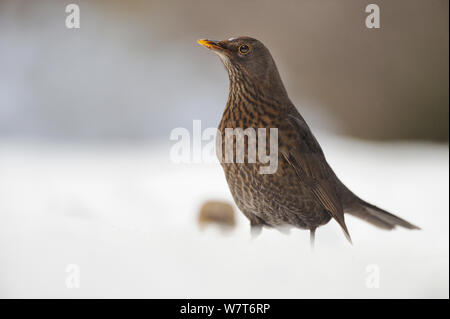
[282,151,352,243]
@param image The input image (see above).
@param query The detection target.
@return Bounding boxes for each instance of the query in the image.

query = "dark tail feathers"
[345,198,420,230]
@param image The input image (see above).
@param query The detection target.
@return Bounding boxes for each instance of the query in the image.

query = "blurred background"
[0,0,448,298]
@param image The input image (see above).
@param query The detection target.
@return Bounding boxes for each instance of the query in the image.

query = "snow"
[0,137,448,298]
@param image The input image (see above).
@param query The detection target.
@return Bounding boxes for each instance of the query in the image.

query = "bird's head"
[197,36,288,98]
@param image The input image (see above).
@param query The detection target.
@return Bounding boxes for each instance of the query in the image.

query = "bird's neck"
[225,64,290,113]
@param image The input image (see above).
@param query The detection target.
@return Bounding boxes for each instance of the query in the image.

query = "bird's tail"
[340,186,420,230]
[345,197,420,230]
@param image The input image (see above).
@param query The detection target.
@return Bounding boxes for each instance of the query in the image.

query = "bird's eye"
[238,44,250,55]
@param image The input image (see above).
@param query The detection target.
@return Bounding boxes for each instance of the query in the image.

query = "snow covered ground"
[0,137,448,298]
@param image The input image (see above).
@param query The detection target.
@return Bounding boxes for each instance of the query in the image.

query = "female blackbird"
[198,36,419,244]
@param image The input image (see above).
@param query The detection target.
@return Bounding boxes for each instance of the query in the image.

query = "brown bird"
[197,36,419,245]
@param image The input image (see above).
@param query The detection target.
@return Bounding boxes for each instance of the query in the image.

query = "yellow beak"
[197,39,223,51]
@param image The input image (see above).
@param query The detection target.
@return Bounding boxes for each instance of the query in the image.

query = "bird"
[197,36,419,246]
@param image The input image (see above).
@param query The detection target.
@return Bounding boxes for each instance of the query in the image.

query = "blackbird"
[197,36,419,245]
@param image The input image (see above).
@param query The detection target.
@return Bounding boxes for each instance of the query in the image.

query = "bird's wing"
[279,109,352,243]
